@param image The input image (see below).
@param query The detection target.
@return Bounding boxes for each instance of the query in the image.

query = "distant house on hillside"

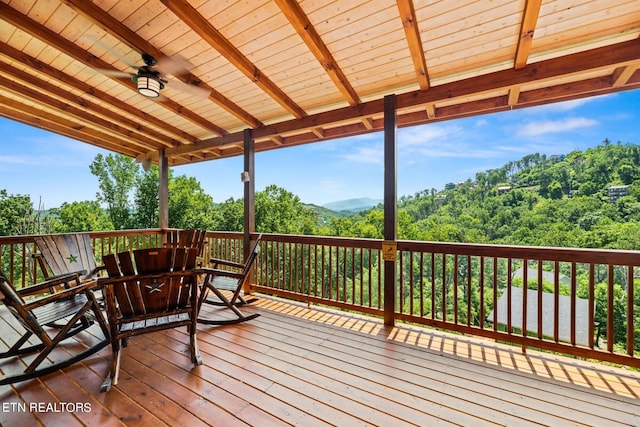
[549,154,565,163]
[490,266,589,346]
[608,185,629,202]
[487,287,591,346]
[512,267,570,286]
[497,185,511,194]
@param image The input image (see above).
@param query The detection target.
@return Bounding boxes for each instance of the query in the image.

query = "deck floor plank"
[1,294,639,426]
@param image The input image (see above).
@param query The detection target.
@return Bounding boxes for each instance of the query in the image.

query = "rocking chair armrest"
[17,272,83,297]
[199,267,244,279]
[209,257,244,269]
[22,280,97,311]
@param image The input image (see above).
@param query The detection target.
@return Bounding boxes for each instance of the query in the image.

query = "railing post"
[383,94,397,326]
[158,149,169,232]
[243,128,255,293]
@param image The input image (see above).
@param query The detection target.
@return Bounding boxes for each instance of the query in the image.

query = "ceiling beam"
[0,54,178,149]
[0,41,195,145]
[59,0,262,129]
[0,95,141,158]
[162,38,640,161]
[274,0,360,106]
[0,2,226,136]
[0,72,167,152]
[396,0,430,90]
[160,0,307,119]
[514,0,542,69]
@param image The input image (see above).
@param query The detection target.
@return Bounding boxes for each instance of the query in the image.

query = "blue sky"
[1,90,639,209]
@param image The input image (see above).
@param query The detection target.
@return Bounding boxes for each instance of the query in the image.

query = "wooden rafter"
[59,0,262,129]
[514,0,542,69]
[274,0,360,106]
[160,0,307,119]
[425,104,436,119]
[0,2,226,136]
[0,42,195,144]
[162,38,640,160]
[396,0,429,90]
[508,87,521,106]
[0,95,141,157]
[1,0,639,167]
[612,64,640,87]
[0,67,166,151]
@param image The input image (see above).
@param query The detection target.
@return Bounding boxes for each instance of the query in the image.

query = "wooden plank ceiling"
[1,0,639,167]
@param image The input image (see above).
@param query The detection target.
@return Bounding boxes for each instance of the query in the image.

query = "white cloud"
[0,155,33,165]
[527,95,607,113]
[341,142,384,164]
[517,117,598,137]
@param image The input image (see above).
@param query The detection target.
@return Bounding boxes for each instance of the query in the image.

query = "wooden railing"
[1,230,638,367]
[0,230,165,287]
[251,234,640,368]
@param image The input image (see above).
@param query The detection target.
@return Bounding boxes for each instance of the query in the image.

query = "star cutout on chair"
[67,254,78,264]
[145,279,165,293]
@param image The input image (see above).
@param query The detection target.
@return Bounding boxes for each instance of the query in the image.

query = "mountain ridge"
[320,197,383,212]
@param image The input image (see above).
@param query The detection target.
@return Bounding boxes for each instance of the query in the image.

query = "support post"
[383,94,397,326]
[243,128,256,293]
[158,149,169,231]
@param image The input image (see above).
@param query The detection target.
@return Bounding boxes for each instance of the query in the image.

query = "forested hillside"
[2,140,639,251]
[328,140,640,249]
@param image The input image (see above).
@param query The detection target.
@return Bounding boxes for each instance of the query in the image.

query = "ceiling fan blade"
[95,69,135,78]
[156,55,193,76]
[81,34,140,70]
[168,79,211,99]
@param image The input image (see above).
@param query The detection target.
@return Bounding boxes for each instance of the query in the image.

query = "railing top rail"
[262,233,382,249]
[398,239,640,265]
[4,231,640,264]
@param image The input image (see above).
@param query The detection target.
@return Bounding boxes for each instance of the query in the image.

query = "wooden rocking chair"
[34,233,104,285]
[0,271,110,385]
[99,247,202,392]
[198,234,262,325]
[165,229,207,266]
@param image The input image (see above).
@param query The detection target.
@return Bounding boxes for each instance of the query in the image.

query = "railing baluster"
[607,264,615,352]
[431,252,436,320]
[571,262,577,346]
[627,265,634,356]
[522,259,528,341]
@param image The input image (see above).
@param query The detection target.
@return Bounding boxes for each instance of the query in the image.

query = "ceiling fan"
[99,52,209,99]
[133,53,165,98]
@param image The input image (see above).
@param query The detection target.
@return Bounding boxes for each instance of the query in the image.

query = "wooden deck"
[1,294,639,426]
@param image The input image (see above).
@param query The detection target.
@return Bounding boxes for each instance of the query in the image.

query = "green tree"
[49,200,113,232]
[0,191,50,236]
[255,185,316,234]
[548,180,563,199]
[168,175,217,230]
[133,166,161,229]
[89,154,139,229]
[214,197,244,232]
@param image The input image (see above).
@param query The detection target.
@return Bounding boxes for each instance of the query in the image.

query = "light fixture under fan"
[133,53,165,98]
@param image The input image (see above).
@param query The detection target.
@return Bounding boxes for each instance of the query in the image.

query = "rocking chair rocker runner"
[0,271,110,385]
[99,247,202,392]
[198,234,262,325]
